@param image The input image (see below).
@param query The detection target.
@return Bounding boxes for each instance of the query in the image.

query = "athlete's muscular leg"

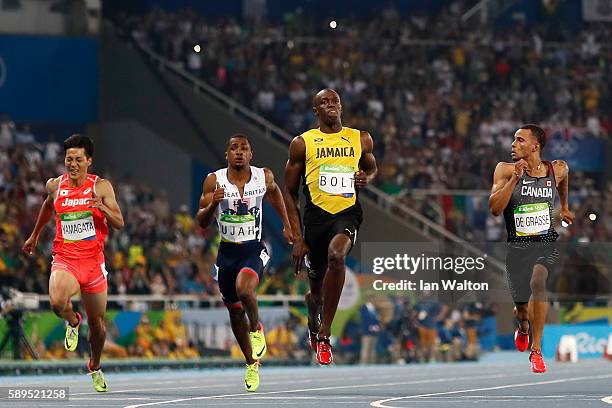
[305,279,323,333]
[318,234,352,339]
[236,269,260,333]
[529,264,549,351]
[228,306,256,365]
[81,291,107,369]
[49,270,80,326]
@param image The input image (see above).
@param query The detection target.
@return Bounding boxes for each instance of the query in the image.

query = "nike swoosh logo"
[83,188,91,194]
[255,345,265,358]
[245,380,252,389]
[522,180,535,184]
[341,137,350,143]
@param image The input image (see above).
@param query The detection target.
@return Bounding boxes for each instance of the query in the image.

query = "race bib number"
[514,202,551,236]
[318,164,355,197]
[60,211,96,242]
[219,214,258,242]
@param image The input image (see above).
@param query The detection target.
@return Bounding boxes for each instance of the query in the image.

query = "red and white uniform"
[51,174,109,294]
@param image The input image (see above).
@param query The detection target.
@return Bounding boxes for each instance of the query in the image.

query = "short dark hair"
[64,134,94,158]
[227,133,251,148]
[519,124,547,150]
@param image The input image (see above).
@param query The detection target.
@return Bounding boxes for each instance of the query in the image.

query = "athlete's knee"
[236,284,255,302]
[227,305,245,317]
[88,315,106,338]
[88,315,105,330]
[306,290,322,307]
[530,275,547,293]
[327,248,346,270]
[514,304,528,317]
[49,297,68,317]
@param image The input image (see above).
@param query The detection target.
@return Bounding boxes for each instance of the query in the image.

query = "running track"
[0,355,610,407]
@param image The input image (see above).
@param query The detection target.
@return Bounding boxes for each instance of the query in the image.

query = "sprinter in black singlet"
[489,124,574,373]
[284,89,377,365]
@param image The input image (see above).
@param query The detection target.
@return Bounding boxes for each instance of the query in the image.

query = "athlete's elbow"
[488,199,501,216]
[114,218,125,230]
[489,205,502,217]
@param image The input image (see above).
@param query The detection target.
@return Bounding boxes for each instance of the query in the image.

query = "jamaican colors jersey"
[503,161,559,243]
[301,127,362,225]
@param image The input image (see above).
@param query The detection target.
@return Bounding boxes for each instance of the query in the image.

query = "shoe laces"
[318,337,331,353]
[529,349,543,360]
[246,362,259,378]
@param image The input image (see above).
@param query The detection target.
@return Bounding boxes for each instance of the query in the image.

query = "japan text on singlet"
[214,166,266,243]
[301,127,362,225]
[53,174,108,258]
[503,161,559,243]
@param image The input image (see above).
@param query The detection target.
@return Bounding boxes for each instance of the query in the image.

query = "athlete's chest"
[513,176,555,200]
[55,185,94,211]
[308,137,359,162]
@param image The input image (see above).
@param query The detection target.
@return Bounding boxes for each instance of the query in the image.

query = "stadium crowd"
[2,2,611,361]
[118,5,611,243]
[0,117,221,298]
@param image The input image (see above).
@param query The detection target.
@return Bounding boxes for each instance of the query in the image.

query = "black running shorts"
[303,212,361,280]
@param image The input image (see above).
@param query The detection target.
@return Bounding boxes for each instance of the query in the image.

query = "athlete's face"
[510,129,539,161]
[313,90,342,125]
[64,147,92,181]
[226,138,252,169]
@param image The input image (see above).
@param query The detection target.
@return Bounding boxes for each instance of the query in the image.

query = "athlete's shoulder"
[46,176,62,194]
[298,128,320,141]
[300,128,320,136]
[493,162,515,177]
[94,177,117,195]
[551,159,569,170]
[494,162,515,170]
[213,167,227,176]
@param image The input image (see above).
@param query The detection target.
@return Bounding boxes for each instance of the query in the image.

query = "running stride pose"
[489,124,574,373]
[197,134,292,391]
[284,88,377,365]
[23,134,124,391]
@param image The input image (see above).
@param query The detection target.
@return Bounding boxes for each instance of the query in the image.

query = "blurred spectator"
[414,292,446,362]
[359,299,380,364]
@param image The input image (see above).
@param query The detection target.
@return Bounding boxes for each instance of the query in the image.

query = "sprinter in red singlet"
[22,134,124,392]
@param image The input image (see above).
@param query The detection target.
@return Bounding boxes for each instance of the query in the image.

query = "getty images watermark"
[360,243,504,301]
[371,252,490,291]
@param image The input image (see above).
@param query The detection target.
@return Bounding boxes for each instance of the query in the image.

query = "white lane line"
[602,395,612,404]
[121,373,515,408]
[72,367,493,397]
[370,373,612,408]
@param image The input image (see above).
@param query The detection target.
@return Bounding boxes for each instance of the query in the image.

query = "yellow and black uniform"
[301,127,363,279]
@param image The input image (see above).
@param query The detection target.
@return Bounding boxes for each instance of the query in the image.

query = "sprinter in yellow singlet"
[283,89,377,365]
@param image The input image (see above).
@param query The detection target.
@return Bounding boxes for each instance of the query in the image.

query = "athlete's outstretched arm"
[22,178,58,254]
[196,173,223,228]
[91,179,124,229]
[553,160,574,224]
[489,162,519,216]
[263,168,293,244]
[355,131,377,190]
[283,136,309,274]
